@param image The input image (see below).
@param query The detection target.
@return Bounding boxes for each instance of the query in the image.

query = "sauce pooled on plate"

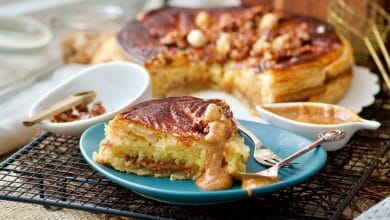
[263,104,362,125]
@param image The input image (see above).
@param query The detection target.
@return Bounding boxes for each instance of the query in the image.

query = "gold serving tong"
[328,0,390,90]
[23,91,96,126]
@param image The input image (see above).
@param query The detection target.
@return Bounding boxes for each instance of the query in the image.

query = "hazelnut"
[260,13,279,30]
[216,33,230,55]
[195,11,212,29]
[187,29,208,48]
[160,30,179,45]
[251,38,271,54]
[204,103,222,121]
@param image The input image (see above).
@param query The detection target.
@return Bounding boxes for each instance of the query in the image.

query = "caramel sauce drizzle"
[241,176,279,196]
[195,104,234,190]
[264,104,362,125]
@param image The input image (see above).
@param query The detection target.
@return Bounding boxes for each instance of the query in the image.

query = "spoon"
[23,91,96,126]
[238,129,345,192]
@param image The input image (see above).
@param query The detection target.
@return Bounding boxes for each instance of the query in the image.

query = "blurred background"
[0,1,388,219]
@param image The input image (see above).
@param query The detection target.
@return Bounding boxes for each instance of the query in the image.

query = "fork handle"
[276,138,325,168]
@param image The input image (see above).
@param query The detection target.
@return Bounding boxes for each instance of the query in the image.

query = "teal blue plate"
[80,120,327,205]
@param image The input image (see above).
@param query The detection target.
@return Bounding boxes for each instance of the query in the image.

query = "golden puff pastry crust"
[70,6,354,107]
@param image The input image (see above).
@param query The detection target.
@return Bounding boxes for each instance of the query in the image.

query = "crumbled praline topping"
[216,33,231,55]
[195,11,212,29]
[50,102,105,123]
[203,103,232,143]
[259,13,279,30]
[140,6,338,69]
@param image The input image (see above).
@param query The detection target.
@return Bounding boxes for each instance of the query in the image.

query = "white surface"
[256,103,380,151]
[0,65,84,155]
[0,0,82,16]
[28,62,152,136]
[0,16,52,50]
[0,65,380,155]
[337,66,380,113]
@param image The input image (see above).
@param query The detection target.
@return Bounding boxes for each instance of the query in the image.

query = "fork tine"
[264,158,297,168]
[270,154,299,166]
[236,122,299,167]
[270,157,281,163]
[258,159,275,167]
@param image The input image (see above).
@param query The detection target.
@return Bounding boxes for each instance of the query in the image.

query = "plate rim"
[80,119,327,205]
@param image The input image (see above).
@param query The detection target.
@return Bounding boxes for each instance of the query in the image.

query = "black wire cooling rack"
[0,89,389,219]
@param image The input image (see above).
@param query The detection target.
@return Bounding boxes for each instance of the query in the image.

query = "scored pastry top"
[117,6,341,72]
[119,96,236,140]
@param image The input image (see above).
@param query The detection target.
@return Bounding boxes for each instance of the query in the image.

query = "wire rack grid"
[0,88,389,219]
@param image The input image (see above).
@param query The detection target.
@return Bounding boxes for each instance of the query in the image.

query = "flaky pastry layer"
[93,114,249,180]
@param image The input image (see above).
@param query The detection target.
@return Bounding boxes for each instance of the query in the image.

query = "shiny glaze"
[262,15,340,71]
[117,6,341,71]
[263,104,362,125]
[121,96,234,139]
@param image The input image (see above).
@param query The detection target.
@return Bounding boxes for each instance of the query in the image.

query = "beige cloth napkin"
[0,65,85,155]
[0,200,130,220]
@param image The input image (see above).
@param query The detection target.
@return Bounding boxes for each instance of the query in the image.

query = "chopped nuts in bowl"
[28,62,152,136]
[50,101,106,123]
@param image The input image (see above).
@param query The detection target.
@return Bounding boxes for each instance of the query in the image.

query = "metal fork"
[236,121,294,167]
[238,129,345,183]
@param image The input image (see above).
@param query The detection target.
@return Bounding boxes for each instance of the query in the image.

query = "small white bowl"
[28,61,152,136]
[256,102,380,151]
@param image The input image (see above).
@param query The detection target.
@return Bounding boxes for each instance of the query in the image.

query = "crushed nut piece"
[272,34,291,51]
[187,29,208,48]
[298,31,310,41]
[216,33,230,55]
[218,13,236,31]
[260,13,279,30]
[50,101,106,123]
[204,103,222,121]
[263,51,274,60]
[160,30,180,45]
[91,101,105,116]
[195,11,212,29]
[251,38,271,55]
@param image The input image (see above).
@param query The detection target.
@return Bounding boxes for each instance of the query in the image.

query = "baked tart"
[66,5,354,108]
[93,96,249,190]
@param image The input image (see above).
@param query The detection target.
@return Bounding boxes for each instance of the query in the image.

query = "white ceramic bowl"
[256,102,381,151]
[28,61,152,136]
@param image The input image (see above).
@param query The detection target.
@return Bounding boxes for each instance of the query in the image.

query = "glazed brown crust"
[258,16,340,71]
[119,96,234,139]
[116,6,341,71]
